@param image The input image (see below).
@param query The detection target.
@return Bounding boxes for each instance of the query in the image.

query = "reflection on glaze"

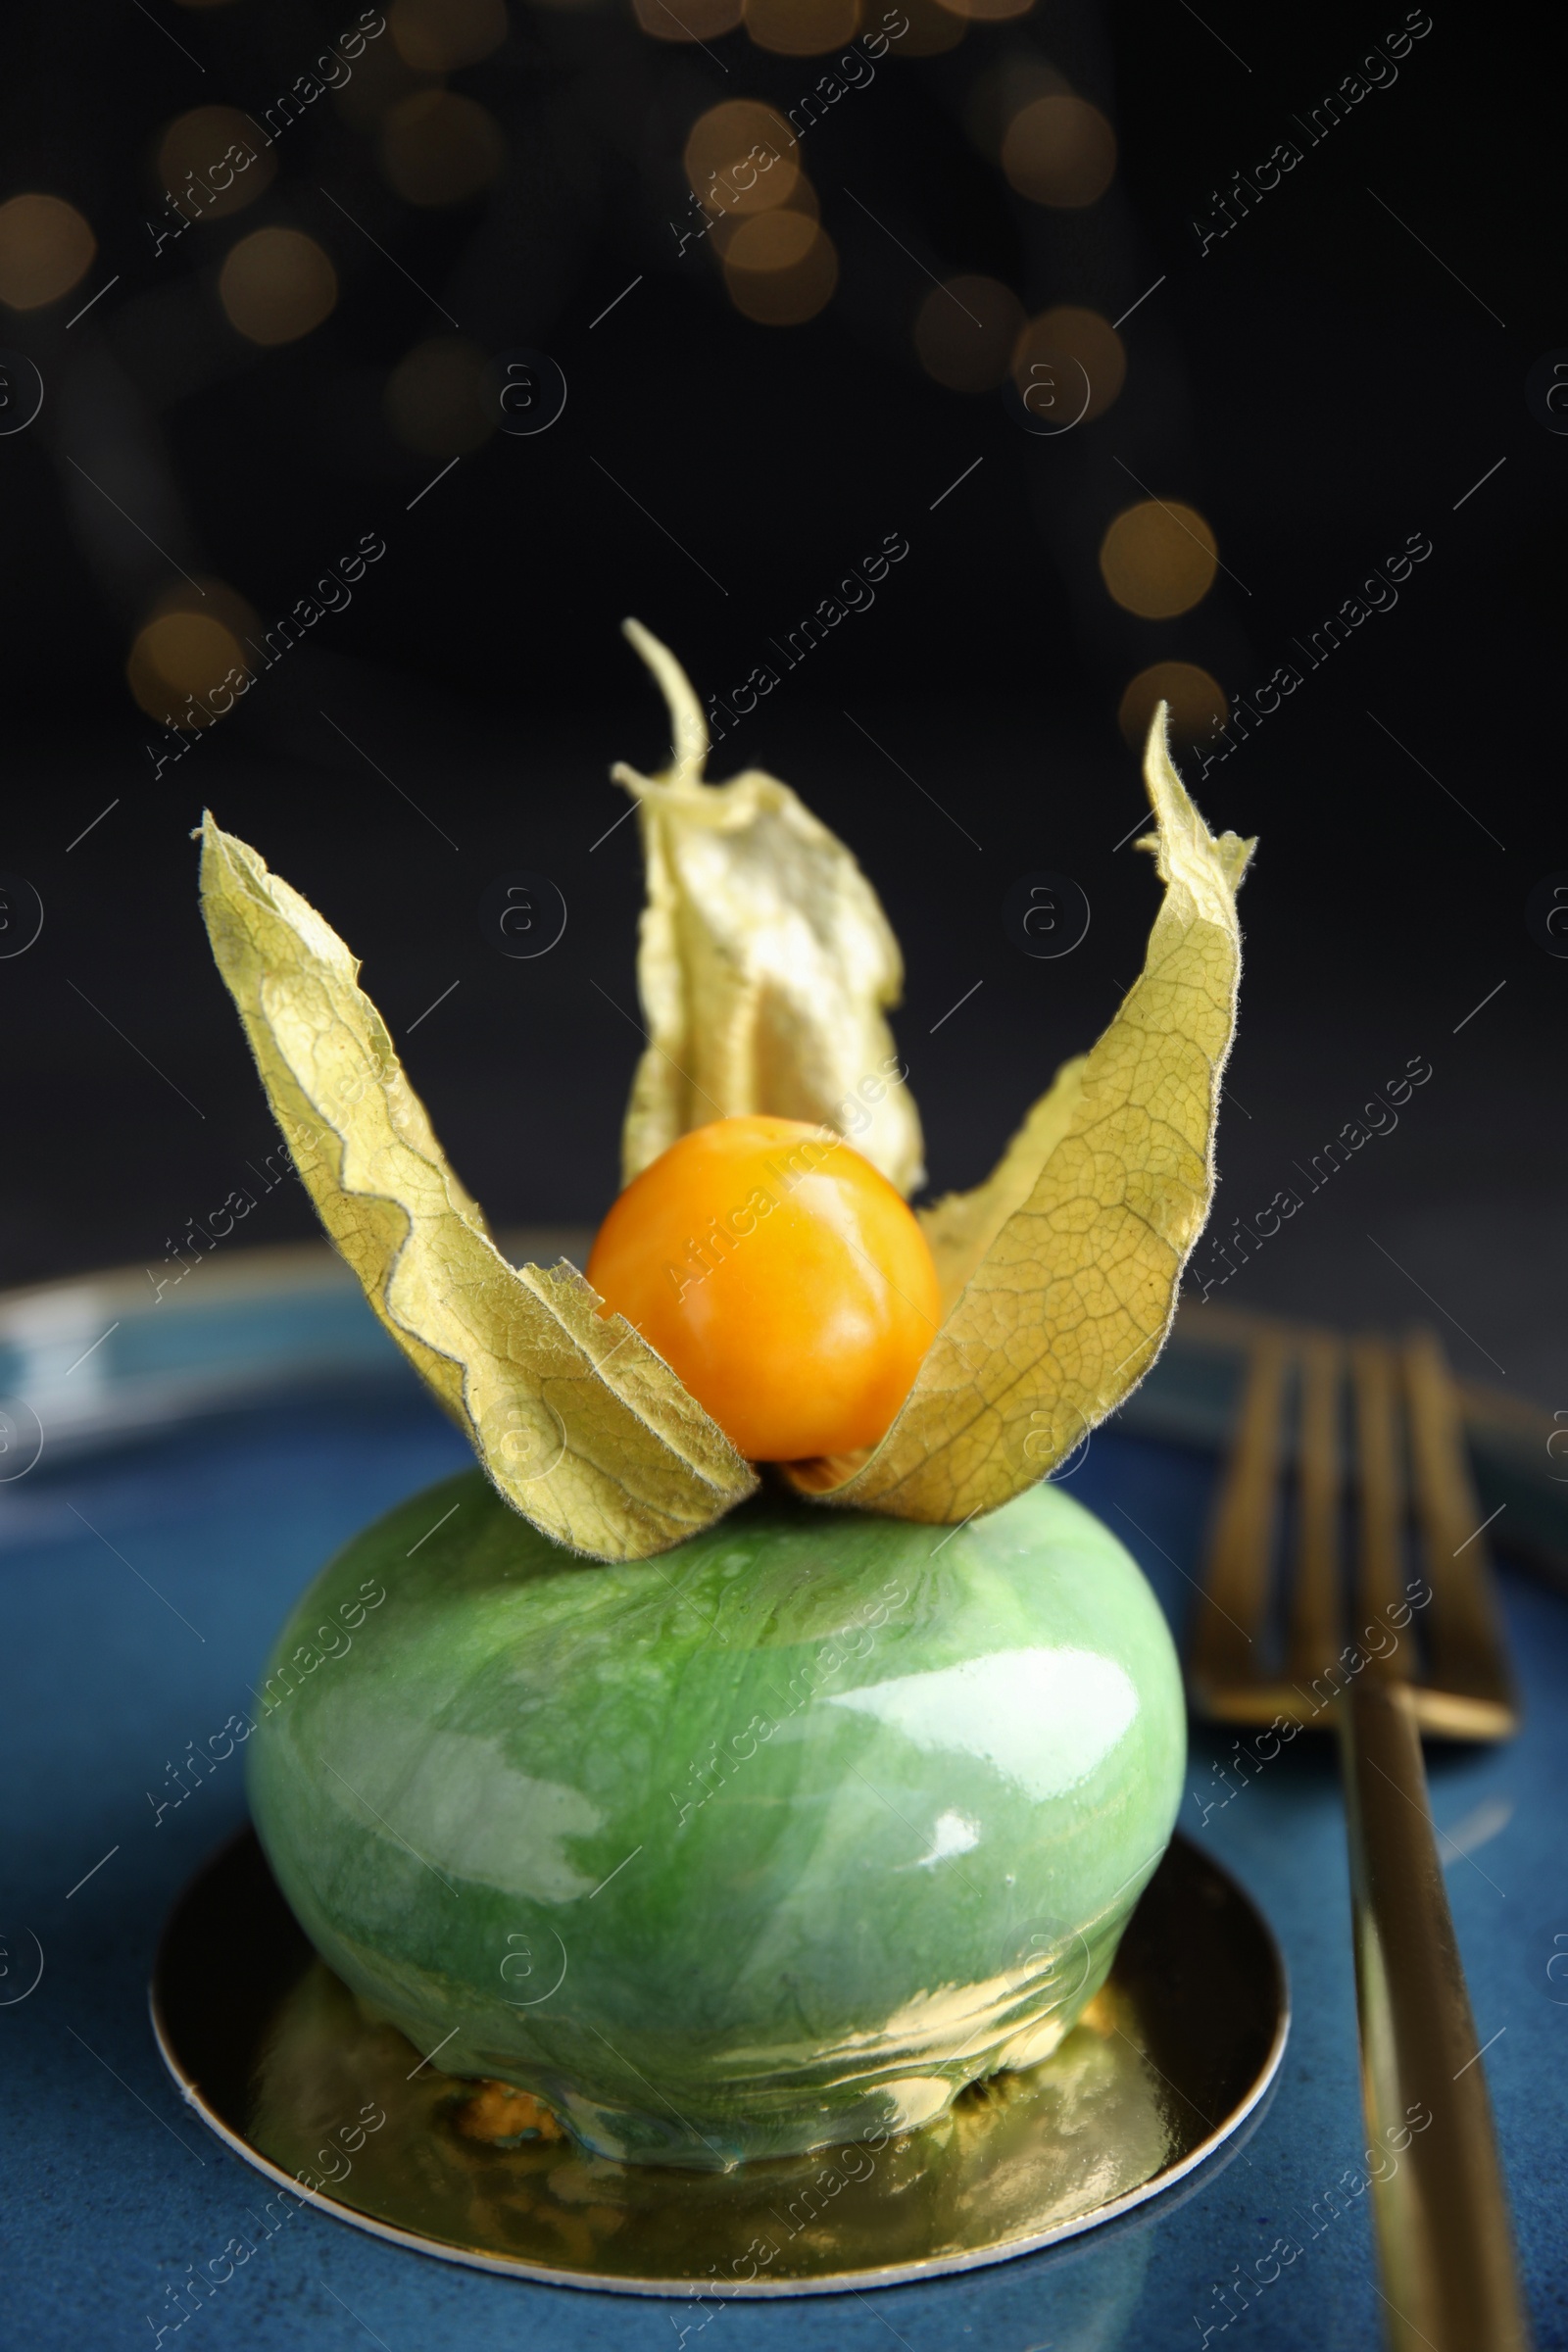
[826,1647,1139,1799]
[360,1733,603,1900]
[913,1808,981,1868]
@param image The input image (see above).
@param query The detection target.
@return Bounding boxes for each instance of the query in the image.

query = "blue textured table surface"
[4,1362,1565,2351]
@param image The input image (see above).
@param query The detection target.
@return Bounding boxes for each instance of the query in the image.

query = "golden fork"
[1188,1320,1531,2352]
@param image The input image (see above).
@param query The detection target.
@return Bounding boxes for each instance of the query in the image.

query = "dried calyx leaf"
[786,706,1254,1521]
[199,815,756,1562]
[613,618,925,1199]
[917,1054,1089,1319]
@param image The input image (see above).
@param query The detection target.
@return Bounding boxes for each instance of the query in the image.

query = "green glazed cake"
[248,1474,1185,2168]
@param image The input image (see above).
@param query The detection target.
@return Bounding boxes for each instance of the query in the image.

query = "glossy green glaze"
[248,1473,1184,2169]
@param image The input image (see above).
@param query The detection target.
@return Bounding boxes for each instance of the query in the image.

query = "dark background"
[1,0,1561,1398]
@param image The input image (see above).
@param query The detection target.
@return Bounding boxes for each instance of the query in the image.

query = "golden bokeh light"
[390,0,510,71]
[725,210,817,272]
[710,174,817,257]
[633,0,743,37]
[1118,662,1228,750]
[743,0,857,52]
[1100,501,1218,620]
[1012,305,1124,420]
[935,0,1034,18]
[685,101,799,217]
[1002,94,1116,207]
[381,91,504,206]
[898,0,966,50]
[385,336,496,457]
[914,275,1024,394]
[127,579,261,726]
[156,109,275,221]
[723,213,838,324]
[128,612,246,727]
[0,194,94,312]
[219,227,338,344]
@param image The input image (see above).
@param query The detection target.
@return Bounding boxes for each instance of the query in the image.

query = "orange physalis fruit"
[586,1115,942,1464]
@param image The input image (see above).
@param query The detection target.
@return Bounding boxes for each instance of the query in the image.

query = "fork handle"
[1338,1678,1531,2350]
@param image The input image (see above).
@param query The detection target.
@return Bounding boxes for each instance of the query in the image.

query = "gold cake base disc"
[150,1828,1287,2296]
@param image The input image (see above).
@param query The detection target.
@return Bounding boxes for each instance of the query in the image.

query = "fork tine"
[1350,1335,1406,1638]
[1189,1323,1288,1714]
[1402,1328,1518,1739]
[1286,1331,1342,1689]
